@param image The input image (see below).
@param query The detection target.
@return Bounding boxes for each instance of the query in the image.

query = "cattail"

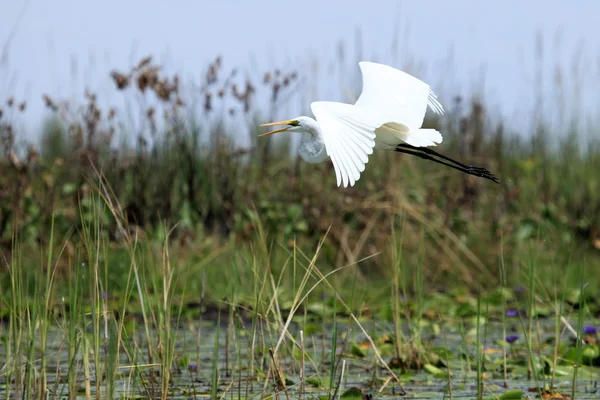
[206,65,217,85]
[271,82,281,102]
[18,102,26,112]
[204,92,212,112]
[42,94,58,112]
[148,69,160,86]
[111,71,130,90]
[137,68,158,92]
[245,80,255,94]
[136,56,152,70]
[154,80,170,101]
[137,72,150,92]
[7,97,14,107]
[3,124,14,149]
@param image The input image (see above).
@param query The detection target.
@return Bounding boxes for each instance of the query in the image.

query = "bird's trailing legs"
[394,143,499,183]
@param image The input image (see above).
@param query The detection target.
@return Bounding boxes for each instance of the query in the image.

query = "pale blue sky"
[1,0,599,144]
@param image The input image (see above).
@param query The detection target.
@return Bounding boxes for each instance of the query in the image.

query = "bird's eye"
[289,120,300,127]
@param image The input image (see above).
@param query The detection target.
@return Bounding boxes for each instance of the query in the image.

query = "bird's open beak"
[258,120,294,137]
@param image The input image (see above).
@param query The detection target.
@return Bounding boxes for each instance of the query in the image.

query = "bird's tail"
[403,129,443,147]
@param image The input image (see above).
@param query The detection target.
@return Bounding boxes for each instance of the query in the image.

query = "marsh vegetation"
[0,41,599,399]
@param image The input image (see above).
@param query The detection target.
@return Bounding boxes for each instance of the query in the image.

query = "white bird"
[259,61,499,187]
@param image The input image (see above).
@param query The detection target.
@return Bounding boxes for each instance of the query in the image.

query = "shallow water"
[0,317,598,399]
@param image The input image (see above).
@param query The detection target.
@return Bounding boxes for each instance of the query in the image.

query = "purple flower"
[505,308,526,318]
[583,326,597,335]
[506,335,519,344]
[514,286,526,293]
[102,291,109,299]
[505,308,518,317]
[187,364,197,372]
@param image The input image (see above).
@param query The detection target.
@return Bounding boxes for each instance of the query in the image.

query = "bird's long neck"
[298,118,328,164]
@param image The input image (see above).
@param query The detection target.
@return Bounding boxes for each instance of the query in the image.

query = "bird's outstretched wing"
[311,101,379,188]
[355,61,444,130]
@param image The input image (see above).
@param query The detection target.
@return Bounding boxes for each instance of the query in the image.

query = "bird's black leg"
[397,144,494,175]
[394,145,500,183]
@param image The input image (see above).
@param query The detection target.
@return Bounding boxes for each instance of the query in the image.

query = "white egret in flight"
[259,61,499,187]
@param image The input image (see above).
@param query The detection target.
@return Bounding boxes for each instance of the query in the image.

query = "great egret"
[259,61,499,187]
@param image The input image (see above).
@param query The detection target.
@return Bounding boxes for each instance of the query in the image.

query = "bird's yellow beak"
[258,120,294,137]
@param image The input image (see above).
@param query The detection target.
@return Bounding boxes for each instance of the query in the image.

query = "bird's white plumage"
[403,128,443,147]
[355,61,444,130]
[310,101,378,188]
[310,62,445,187]
[259,61,450,188]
